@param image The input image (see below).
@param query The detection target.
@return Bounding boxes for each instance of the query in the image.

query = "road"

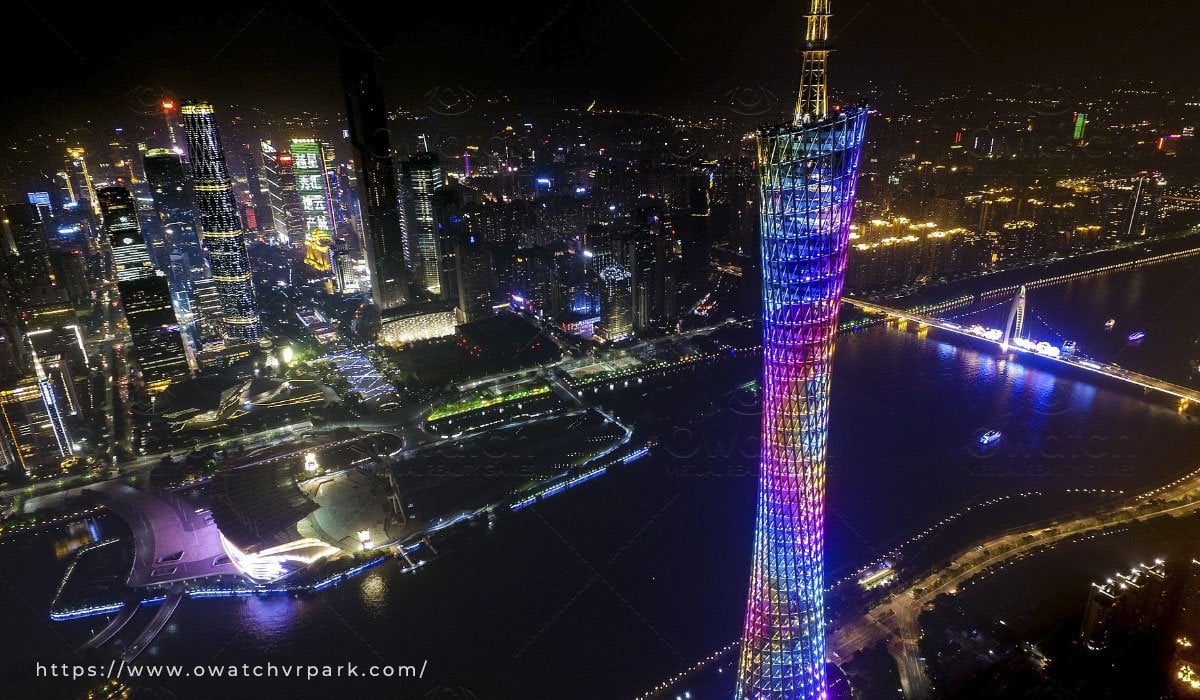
[829,462,1200,698]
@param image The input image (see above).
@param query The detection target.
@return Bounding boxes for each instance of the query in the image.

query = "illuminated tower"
[98,187,191,393]
[340,45,409,309]
[400,152,446,294]
[63,147,98,214]
[736,1,868,698]
[144,147,211,344]
[161,99,180,151]
[597,265,633,343]
[290,139,339,277]
[261,141,304,245]
[181,102,262,344]
[289,139,337,245]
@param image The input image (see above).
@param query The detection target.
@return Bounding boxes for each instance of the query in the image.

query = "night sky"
[4,0,1198,134]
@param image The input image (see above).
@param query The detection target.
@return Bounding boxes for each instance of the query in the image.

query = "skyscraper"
[62,147,97,213]
[596,265,633,343]
[98,187,191,393]
[400,152,445,294]
[143,149,202,261]
[241,143,272,233]
[261,141,304,246]
[0,203,60,309]
[181,101,262,344]
[431,186,464,300]
[291,139,339,278]
[736,2,868,698]
[340,46,408,310]
[290,139,337,244]
[99,187,155,283]
[331,237,356,294]
[455,231,492,325]
[433,188,492,324]
[144,148,214,344]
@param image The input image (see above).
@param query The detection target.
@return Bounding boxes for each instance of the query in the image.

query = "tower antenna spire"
[795,0,832,123]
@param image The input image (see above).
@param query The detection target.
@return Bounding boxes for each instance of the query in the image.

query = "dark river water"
[5,258,1200,700]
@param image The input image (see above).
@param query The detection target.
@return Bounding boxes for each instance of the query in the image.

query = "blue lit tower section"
[181,102,261,344]
[736,1,867,698]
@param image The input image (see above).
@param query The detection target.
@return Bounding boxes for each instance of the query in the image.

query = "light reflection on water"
[357,571,388,614]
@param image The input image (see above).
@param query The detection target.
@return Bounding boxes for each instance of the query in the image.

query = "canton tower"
[736,1,867,698]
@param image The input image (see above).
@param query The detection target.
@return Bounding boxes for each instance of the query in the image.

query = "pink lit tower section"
[735,1,867,698]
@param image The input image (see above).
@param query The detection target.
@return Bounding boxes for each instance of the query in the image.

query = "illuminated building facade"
[400,152,445,293]
[261,141,304,245]
[98,187,155,283]
[98,187,191,392]
[736,2,867,698]
[377,302,457,345]
[332,238,357,293]
[0,324,85,478]
[1073,112,1088,142]
[596,265,633,342]
[340,47,409,310]
[0,378,71,477]
[144,149,216,345]
[62,147,97,213]
[304,237,332,273]
[289,139,337,256]
[182,102,262,344]
[1,203,61,310]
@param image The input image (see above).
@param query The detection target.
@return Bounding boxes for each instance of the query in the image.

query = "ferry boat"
[979,430,1002,446]
[1062,340,1077,355]
[1104,319,1116,330]
[1127,331,1147,343]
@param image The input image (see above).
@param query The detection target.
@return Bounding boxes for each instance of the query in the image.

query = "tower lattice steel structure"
[736,1,867,697]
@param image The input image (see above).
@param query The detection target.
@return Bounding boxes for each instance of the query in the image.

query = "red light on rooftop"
[162,100,175,111]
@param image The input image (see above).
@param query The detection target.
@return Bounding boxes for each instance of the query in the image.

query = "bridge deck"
[121,584,185,662]
[845,298,1200,405]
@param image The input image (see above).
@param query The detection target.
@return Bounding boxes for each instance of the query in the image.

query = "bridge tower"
[1001,285,1027,352]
